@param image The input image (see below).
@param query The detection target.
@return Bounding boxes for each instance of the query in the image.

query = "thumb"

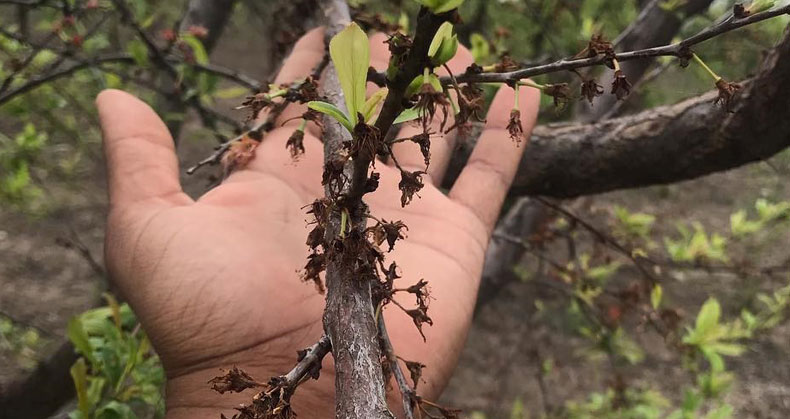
[96,89,191,209]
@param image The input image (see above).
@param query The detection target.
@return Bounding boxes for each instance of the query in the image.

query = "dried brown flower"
[350,121,383,161]
[714,78,742,112]
[580,78,604,105]
[403,359,426,389]
[611,70,632,100]
[285,129,305,160]
[322,156,348,196]
[208,367,263,394]
[544,83,572,109]
[405,307,433,341]
[237,93,273,121]
[302,252,326,293]
[507,109,524,143]
[365,171,380,194]
[587,34,614,57]
[446,84,485,134]
[221,136,259,178]
[493,53,519,72]
[398,170,426,207]
[415,84,450,132]
[372,219,408,252]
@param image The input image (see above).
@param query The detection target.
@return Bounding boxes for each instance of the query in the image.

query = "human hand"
[96,27,539,418]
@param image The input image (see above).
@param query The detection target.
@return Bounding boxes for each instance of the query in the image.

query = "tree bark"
[318,1,393,418]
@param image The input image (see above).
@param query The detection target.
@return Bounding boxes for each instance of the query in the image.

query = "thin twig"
[436,5,790,85]
[378,315,416,419]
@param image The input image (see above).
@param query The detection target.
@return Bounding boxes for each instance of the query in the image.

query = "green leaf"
[651,284,663,310]
[329,22,369,125]
[361,88,388,123]
[417,0,464,14]
[70,358,91,417]
[428,22,450,57]
[67,317,96,365]
[393,107,421,124]
[695,298,721,338]
[308,101,354,132]
[469,33,490,63]
[125,40,148,67]
[180,34,209,65]
[95,400,136,419]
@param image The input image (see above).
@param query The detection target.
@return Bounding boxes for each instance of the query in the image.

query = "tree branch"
[444,5,790,85]
[444,25,790,200]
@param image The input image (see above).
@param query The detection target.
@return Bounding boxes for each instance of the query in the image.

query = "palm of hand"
[97,28,538,417]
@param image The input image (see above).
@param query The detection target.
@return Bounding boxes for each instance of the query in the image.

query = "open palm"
[96,28,538,418]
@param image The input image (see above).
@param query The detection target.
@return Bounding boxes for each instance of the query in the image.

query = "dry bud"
[208,367,262,394]
[286,129,305,160]
[714,78,742,112]
[611,70,632,100]
[398,170,426,207]
[507,109,524,143]
[581,79,604,105]
[221,136,259,178]
[544,83,572,109]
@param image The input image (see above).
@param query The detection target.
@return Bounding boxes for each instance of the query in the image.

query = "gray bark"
[318,1,393,418]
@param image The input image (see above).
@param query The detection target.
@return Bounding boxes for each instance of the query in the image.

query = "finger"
[96,89,192,208]
[389,45,474,184]
[448,84,539,231]
[270,27,326,137]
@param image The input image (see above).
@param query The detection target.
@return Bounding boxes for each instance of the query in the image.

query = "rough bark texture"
[445,27,790,201]
[580,0,715,120]
[318,1,393,418]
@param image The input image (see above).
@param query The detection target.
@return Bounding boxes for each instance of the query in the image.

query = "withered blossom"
[221,136,259,178]
[587,34,614,58]
[493,53,519,72]
[446,84,485,134]
[544,83,572,109]
[581,79,604,105]
[507,109,524,143]
[285,129,305,160]
[403,132,431,166]
[714,78,741,112]
[321,157,347,196]
[237,93,273,121]
[365,171,380,194]
[405,307,433,341]
[292,77,320,103]
[611,70,632,100]
[405,278,430,309]
[378,219,408,252]
[350,120,382,161]
[305,224,324,250]
[208,367,263,394]
[386,32,413,64]
[398,170,426,207]
[415,84,450,132]
[404,359,426,389]
[302,252,326,293]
